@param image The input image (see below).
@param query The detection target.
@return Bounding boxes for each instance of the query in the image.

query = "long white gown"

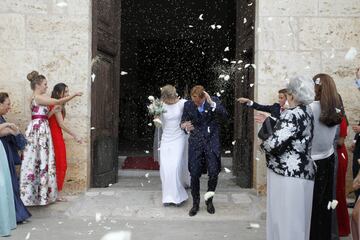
[159,99,190,204]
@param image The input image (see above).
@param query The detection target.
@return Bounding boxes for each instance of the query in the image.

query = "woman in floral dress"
[20,71,82,206]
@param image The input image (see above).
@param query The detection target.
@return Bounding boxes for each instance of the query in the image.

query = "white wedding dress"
[159,99,190,204]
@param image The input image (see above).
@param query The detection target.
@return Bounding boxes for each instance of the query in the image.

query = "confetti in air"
[225,150,231,154]
[223,58,229,62]
[256,157,260,161]
[90,127,95,130]
[95,213,102,222]
[224,46,229,52]
[144,150,149,154]
[257,27,262,33]
[243,18,247,24]
[120,71,128,75]
[216,25,222,29]
[250,84,254,87]
[230,61,236,64]
[204,191,215,201]
[91,73,96,82]
[145,173,150,178]
[245,64,250,68]
[345,47,358,61]
[249,223,260,229]
[216,92,221,97]
[148,123,153,126]
[198,14,204,20]
[335,108,341,113]
[341,153,346,160]
[251,64,256,69]
[210,24,216,29]
[188,25,193,28]
[248,2,253,6]
[190,40,194,44]
[224,167,231,173]
[232,140,236,145]
[201,51,205,55]
[219,74,226,79]
[220,90,225,93]
[224,75,230,81]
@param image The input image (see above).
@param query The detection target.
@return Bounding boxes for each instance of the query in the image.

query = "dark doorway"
[119,0,236,155]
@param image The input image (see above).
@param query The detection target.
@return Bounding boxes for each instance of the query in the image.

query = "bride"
[157,85,190,206]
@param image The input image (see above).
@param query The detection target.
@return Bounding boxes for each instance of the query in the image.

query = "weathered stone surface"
[299,18,360,50]
[319,0,360,17]
[26,15,89,51]
[51,0,90,16]
[5,0,48,14]
[258,0,318,17]
[258,17,298,51]
[231,193,252,204]
[0,14,25,49]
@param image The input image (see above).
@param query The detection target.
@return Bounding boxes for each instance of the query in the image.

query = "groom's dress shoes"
[205,197,215,214]
[189,198,200,217]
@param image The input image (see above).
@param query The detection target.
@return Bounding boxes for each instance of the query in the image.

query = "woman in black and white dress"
[260,76,315,240]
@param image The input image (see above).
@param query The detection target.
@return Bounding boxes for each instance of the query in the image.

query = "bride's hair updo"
[27,70,46,90]
[161,85,178,101]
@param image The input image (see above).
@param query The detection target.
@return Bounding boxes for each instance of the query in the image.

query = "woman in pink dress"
[20,71,82,206]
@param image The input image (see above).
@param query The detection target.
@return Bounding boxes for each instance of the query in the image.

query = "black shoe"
[347,202,355,208]
[205,197,215,214]
[189,204,199,216]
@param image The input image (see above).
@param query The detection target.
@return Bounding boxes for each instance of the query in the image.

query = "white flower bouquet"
[147,96,166,128]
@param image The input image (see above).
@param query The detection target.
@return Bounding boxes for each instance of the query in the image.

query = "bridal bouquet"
[147,96,166,128]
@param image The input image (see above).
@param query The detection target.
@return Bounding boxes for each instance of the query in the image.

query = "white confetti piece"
[210,24,216,29]
[25,232,31,240]
[90,127,95,130]
[238,60,243,64]
[249,223,260,229]
[256,157,260,161]
[251,64,256,69]
[144,150,149,154]
[148,122,153,126]
[216,25,222,29]
[31,227,36,231]
[189,25,193,28]
[230,61,236,64]
[147,180,151,183]
[237,67,242,70]
[335,108,341,113]
[243,18,247,24]
[96,213,102,222]
[108,183,112,187]
[219,74,225,78]
[141,182,144,187]
[216,92,221,97]
[250,84,254,87]
[224,75,230,81]
[207,126,210,133]
[341,153,346,160]
[190,40,194,44]
[257,27,261,33]
[245,64,250,68]
[145,173,150,178]
[201,51,205,55]
[248,2,253,6]
[225,150,231,154]
[100,231,132,240]
[58,221,63,224]
[232,140,236,145]
[331,200,338,209]
[224,167,231,173]
[204,191,215,201]
[220,90,225,93]
[224,46,229,52]
[120,71,128,75]
[223,58,229,62]
[315,78,321,85]
[91,73,96,82]
[345,47,357,61]
[199,14,204,20]
[148,96,155,101]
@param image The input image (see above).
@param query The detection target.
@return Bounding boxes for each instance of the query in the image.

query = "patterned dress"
[20,99,57,206]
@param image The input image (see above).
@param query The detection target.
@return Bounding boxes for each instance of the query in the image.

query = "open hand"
[74,92,83,97]
[255,112,271,124]
[236,97,251,104]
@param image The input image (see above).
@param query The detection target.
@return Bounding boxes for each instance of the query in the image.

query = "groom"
[181,85,228,216]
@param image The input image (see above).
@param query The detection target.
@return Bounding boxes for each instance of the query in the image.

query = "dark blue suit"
[181,97,228,202]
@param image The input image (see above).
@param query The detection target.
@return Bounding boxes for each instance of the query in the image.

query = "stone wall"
[0,0,91,193]
[254,0,360,193]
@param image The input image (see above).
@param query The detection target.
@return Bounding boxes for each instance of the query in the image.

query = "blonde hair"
[27,70,46,90]
[161,85,177,101]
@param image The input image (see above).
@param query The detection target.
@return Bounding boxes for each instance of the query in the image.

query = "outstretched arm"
[35,92,82,106]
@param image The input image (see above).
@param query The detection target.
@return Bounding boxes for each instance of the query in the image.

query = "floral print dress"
[20,99,57,206]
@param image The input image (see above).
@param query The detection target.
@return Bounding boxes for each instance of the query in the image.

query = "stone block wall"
[0,0,91,193]
[254,0,360,193]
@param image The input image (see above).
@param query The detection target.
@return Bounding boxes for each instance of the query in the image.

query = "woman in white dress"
[158,85,190,206]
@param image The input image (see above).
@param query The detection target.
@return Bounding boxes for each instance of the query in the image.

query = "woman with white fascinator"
[259,76,316,240]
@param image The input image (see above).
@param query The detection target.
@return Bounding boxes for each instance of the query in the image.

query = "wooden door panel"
[91,0,121,187]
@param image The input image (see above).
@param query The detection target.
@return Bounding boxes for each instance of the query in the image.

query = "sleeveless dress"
[48,106,67,192]
[0,140,16,236]
[0,116,31,222]
[159,99,190,204]
[20,99,57,206]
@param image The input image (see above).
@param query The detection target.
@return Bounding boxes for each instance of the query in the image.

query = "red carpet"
[122,156,159,170]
